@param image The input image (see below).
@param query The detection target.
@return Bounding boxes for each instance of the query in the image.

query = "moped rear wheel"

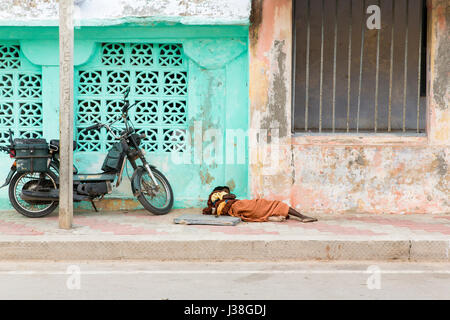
[8,171,59,218]
[135,167,173,215]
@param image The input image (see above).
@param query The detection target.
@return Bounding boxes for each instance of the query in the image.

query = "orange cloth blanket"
[228,199,289,222]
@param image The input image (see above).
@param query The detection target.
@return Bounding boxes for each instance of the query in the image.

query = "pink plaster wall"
[249,0,449,214]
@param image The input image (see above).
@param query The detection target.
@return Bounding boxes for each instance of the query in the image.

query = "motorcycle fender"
[131,166,145,197]
[130,165,156,197]
[0,167,16,189]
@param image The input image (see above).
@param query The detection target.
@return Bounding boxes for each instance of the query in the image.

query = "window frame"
[290,0,430,146]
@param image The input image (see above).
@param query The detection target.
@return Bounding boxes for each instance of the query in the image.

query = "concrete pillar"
[58,0,74,229]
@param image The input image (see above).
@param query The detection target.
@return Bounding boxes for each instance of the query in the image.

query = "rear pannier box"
[14,139,50,173]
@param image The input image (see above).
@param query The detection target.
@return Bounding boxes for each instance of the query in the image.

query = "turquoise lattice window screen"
[76,43,188,153]
[0,43,43,144]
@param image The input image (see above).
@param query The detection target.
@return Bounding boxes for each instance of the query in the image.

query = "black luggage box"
[14,139,50,173]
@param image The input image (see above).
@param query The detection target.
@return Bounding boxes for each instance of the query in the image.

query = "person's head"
[202,186,234,215]
[212,186,230,194]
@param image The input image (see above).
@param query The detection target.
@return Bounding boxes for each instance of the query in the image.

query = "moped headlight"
[128,149,139,161]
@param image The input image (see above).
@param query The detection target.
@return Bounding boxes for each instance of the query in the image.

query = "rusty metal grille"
[293,0,427,133]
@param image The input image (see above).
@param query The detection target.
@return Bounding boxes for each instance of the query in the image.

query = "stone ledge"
[0,239,448,262]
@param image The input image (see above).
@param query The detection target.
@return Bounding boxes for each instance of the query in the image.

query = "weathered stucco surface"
[249,0,293,201]
[249,0,449,214]
[290,146,448,214]
[428,0,450,145]
[0,0,251,25]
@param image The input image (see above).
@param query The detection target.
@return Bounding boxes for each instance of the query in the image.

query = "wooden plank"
[334,0,352,131]
[320,0,337,131]
[293,0,309,131]
[174,214,241,226]
[59,0,74,229]
[376,0,394,131]
[306,0,324,131]
[359,0,379,131]
[390,0,408,131]
[348,0,365,131]
[419,0,426,132]
[405,0,422,131]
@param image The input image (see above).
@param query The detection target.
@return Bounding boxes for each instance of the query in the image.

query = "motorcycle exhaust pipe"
[21,190,92,202]
[20,190,59,201]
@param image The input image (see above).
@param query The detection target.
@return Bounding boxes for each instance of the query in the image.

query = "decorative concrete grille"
[76,43,188,152]
[0,44,43,144]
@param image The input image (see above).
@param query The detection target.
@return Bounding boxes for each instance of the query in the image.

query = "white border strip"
[1,270,449,275]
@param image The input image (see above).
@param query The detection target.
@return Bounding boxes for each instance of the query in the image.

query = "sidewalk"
[0,208,449,261]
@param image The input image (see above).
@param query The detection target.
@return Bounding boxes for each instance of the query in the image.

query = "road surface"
[0,261,448,299]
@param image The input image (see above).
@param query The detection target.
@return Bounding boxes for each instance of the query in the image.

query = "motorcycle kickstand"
[90,200,98,212]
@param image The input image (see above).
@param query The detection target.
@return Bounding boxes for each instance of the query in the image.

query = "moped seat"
[14,138,47,145]
[74,173,116,182]
[49,140,77,151]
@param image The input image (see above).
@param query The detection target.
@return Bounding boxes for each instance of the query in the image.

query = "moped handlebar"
[82,87,137,139]
[0,129,15,153]
[0,146,10,153]
[84,123,102,132]
[122,87,138,114]
[124,87,130,100]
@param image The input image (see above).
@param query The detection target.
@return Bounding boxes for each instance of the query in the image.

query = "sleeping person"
[202,186,317,223]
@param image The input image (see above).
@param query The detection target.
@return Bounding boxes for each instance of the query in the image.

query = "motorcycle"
[0,87,174,218]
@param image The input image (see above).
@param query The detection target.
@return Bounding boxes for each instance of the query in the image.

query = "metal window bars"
[293,0,426,134]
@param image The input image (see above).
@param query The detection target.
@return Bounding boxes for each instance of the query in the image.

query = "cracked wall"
[249,0,449,214]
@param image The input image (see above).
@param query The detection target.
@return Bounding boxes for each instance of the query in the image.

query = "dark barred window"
[293,0,427,133]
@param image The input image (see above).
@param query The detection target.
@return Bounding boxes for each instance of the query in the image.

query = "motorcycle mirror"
[122,101,130,114]
[124,87,130,100]
[8,129,13,146]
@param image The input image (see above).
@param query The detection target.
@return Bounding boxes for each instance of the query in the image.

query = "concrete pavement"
[0,208,449,261]
[0,261,448,299]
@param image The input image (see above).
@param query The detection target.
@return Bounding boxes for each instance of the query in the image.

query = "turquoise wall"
[0,24,249,210]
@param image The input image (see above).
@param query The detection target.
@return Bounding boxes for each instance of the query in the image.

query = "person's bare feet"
[268,216,287,222]
[298,216,318,223]
[288,207,318,223]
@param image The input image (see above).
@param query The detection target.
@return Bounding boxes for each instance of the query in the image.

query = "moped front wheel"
[135,167,174,215]
[8,171,59,218]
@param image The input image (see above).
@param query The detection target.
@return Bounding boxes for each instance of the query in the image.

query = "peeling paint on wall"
[288,146,449,214]
[0,0,251,25]
[261,39,288,138]
[432,0,449,111]
[249,0,449,214]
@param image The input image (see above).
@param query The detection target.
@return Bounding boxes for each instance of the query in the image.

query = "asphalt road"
[0,261,448,300]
